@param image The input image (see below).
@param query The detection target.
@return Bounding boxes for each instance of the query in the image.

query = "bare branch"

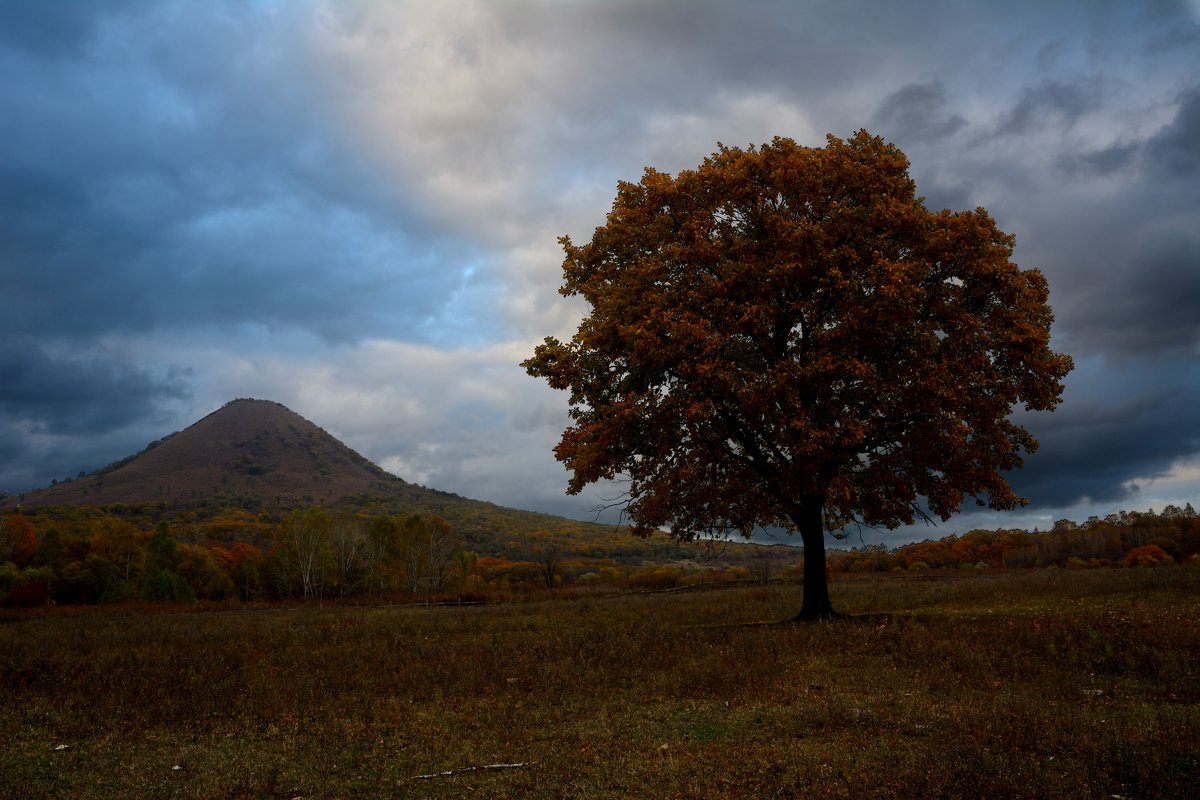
[413,763,534,780]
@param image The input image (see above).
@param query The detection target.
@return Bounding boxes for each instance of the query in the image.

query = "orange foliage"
[628,565,682,591]
[524,131,1072,619]
[1124,544,1172,567]
[209,541,264,574]
[1,515,39,567]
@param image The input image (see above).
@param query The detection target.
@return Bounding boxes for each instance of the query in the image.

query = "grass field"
[2,568,1198,798]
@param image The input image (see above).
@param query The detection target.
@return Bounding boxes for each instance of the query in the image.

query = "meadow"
[2,568,1197,799]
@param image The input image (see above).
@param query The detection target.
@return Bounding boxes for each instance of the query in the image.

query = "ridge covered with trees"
[2,502,1195,608]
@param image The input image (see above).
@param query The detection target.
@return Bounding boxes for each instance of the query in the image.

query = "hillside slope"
[0,399,672,557]
[3,399,408,509]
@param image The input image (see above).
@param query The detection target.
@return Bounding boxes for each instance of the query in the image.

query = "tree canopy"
[523,131,1073,619]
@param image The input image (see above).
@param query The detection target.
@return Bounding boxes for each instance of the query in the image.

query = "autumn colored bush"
[1124,543,1174,567]
[628,565,682,590]
[10,582,51,606]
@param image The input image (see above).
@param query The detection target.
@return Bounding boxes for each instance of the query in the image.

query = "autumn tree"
[88,519,145,600]
[0,515,39,568]
[523,131,1072,619]
[174,543,234,600]
[213,541,265,601]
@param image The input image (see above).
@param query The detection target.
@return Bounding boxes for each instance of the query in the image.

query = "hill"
[2,399,403,509]
[0,399,730,562]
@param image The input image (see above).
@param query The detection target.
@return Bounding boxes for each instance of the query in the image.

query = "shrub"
[8,580,51,607]
[0,563,54,606]
[628,565,682,590]
[1123,544,1173,567]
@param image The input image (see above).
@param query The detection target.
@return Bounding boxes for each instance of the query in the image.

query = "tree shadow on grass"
[690,611,946,629]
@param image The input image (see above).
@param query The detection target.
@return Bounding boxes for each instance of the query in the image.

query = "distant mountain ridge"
[0,398,773,566]
[3,399,409,509]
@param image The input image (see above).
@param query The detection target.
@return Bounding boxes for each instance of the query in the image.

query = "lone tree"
[523,131,1072,619]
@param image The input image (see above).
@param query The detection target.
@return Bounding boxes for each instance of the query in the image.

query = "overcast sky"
[2,0,1198,543]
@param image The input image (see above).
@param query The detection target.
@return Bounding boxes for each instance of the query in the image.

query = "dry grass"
[2,568,1198,798]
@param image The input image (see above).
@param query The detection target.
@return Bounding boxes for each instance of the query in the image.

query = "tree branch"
[413,763,534,780]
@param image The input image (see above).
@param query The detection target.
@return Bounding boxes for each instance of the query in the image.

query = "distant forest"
[1,503,1197,607]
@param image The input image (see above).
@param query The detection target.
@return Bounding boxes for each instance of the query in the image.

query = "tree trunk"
[793,500,837,621]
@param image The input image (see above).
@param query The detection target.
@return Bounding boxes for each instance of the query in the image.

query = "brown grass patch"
[2,568,1197,798]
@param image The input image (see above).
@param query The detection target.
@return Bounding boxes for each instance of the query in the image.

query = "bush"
[1124,544,1173,568]
[8,580,51,607]
[628,565,682,591]
[0,563,54,606]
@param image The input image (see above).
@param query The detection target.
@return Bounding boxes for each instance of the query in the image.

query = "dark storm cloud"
[871,82,967,143]
[0,339,191,436]
[1060,86,1200,180]
[1046,85,1200,359]
[0,1,479,347]
[1,0,1197,528]
[972,84,1200,514]
[994,80,1101,136]
[1058,142,1140,177]
[1097,233,1200,356]
[0,339,192,491]
[1144,86,1200,178]
[1007,361,1200,509]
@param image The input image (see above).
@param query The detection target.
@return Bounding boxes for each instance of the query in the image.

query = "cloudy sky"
[2,0,1198,543]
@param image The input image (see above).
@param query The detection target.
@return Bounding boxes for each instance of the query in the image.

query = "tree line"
[0,508,460,606]
[0,505,764,606]
[2,503,1196,607]
[836,504,1200,573]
